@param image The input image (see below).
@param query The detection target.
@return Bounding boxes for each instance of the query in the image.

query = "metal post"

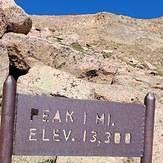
[141,93,155,163]
[0,76,17,163]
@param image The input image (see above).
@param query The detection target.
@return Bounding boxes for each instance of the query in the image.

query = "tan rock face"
[0,9,7,38]
[18,65,144,103]
[2,33,118,84]
[0,41,9,83]
[0,0,32,34]
[0,41,9,110]
[2,33,61,72]
[0,0,32,111]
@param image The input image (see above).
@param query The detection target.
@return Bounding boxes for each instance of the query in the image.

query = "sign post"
[0,76,17,163]
[141,93,155,163]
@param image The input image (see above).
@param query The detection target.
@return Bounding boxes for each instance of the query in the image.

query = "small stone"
[143,61,156,70]
[128,58,139,65]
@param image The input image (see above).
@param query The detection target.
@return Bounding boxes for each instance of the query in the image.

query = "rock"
[18,65,144,104]
[0,0,32,34]
[0,9,7,38]
[2,33,118,84]
[102,49,113,54]
[0,41,9,111]
[0,41,9,84]
[56,156,140,163]
[143,61,156,70]
[128,58,139,66]
[2,33,60,72]
[40,27,54,38]
[112,73,163,104]
[12,156,57,163]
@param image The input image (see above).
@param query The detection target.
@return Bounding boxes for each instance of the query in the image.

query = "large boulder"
[2,33,118,84]
[0,0,32,34]
[2,33,60,72]
[17,65,144,103]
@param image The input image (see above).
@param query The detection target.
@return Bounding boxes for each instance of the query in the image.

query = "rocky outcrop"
[0,0,32,89]
[0,9,7,38]
[0,41,9,110]
[0,0,32,106]
[18,65,144,103]
[0,0,32,34]
[2,32,118,84]
[2,33,60,72]
[0,41,8,83]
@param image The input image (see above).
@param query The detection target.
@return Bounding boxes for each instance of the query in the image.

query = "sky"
[15,0,163,19]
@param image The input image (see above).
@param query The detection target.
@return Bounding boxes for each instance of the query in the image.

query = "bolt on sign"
[0,76,155,163]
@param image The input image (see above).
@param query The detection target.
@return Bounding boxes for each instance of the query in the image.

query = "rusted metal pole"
[141,93,155,163]
[0,76,17,163]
